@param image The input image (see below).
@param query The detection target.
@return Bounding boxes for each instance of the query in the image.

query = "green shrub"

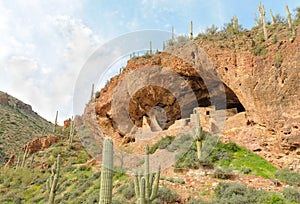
[212,168,233,180]
[95,91,100,99]
[241,166,252,174]
[214,182,247,199]
[275,168,300,186]
[259,193,285,204]
[149,135,175,154]
[78,165,91,171]
[153,185,180,204]
[281,187,300,203]
[188,197,212,204]
[252,43,268,56]
[174,143,200,169]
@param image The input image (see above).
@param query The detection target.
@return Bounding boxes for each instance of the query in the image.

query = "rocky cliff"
[0,91,53,163]
[94,25,299,171]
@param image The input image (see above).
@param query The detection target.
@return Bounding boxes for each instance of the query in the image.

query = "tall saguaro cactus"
[68,116,75,146]
[21,144,29,168]
[149,41,152,55]
[134,145,160,204]
[259,2,268,40]
[99,138,114,204]
[53,111,58,133]
[286,5,292,30]
[47,154,60,204]
[90,83,95,102]
[189,20,193,40]
[192,112,208,161]
[171,26,175,41]
[285,4,295,40]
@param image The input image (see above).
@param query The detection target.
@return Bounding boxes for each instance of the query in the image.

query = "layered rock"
[93,27,299,170]
[23,135,59,154]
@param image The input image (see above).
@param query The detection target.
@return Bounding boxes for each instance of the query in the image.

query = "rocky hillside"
[94,23,300,171]
[0,91,53,163]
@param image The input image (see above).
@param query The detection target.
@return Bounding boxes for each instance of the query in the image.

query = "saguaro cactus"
[286,5,292,30]
[21,144,29,168]
[134,145,160,204]
[99,138,114,204]
[192,112,208,160]
[47,154,61,204]
[149,41,152,55]
[270,9,276,24]
[53,111,58,133]
[68,116,75,146]
[172,26,175,41]
[189,20,193,40]
[259,2,268,40]
[90,83,95,102]
[15,151,21,170]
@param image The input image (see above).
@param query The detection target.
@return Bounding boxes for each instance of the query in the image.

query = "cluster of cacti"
[192,112,208,161]
[258,2,268,40]
[99,138,114,204]
[53,111,58,133]
[134,145,160,204]
[189,20,193,40]
[46,154,61,204]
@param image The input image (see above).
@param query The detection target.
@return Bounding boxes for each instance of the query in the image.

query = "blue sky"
[0,0,299,124]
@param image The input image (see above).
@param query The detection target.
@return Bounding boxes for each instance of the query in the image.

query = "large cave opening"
[128,76,245,130]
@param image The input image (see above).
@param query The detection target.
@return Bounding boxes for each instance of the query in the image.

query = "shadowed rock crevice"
[128,79,245,131]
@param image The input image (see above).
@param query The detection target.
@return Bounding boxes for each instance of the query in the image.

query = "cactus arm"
[134,172,140,198]
[149,172,154,193]
[47,154,60,204]
[150,165,160,201]
[145,145,150,200]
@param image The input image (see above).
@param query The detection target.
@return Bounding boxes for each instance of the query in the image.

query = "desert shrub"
[161,177,185,184]
[259,193,285,204]
[95,91,100,99]
[273,52,283,68]
[214,182,263,204]
[122,182,135,200]
[188,197,212,204]
[281,187,300,203]
[212,168,233,180]
[78,165,91,171]
[174,142,200,169]
[275,168,300,186]
[241,166,252,174]
[214,182,247,199]
[153,185,180,204]
[166,134,193,152]
[252,43,268,56]
[149,135,175,154]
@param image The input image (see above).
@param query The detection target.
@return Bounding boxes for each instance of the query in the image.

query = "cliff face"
[197,30,300,170]
[94,27,299,170]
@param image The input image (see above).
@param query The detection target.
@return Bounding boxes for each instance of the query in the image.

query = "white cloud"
[0,1,101,124]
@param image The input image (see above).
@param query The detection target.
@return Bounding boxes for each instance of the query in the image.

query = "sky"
[0,0,299,124]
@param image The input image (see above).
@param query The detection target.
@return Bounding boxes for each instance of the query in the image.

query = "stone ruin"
[133,106,238,139]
